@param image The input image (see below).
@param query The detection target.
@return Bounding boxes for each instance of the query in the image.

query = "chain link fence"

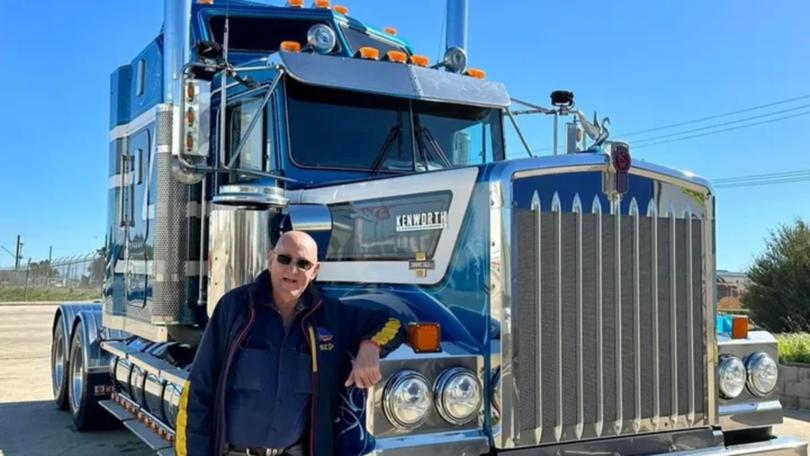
[0,252,104,302]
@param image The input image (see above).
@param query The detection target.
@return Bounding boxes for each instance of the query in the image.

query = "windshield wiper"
[370,122,403,174]
[416,126,452,169]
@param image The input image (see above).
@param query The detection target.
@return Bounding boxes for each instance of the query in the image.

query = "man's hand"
[344,341,382,389]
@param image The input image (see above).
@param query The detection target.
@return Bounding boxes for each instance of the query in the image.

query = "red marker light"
[612,143,631,194]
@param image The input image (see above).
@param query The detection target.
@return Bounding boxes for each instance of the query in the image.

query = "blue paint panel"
[110,66,131,128]
[512,172,656,213]
[129,39,164,119]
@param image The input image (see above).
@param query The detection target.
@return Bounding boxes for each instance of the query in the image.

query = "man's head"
[268,230,320,305]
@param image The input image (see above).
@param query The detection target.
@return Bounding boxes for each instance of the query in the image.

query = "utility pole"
[14,235,22,270]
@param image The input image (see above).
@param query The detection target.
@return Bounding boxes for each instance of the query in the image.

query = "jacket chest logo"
[317,327,334,351]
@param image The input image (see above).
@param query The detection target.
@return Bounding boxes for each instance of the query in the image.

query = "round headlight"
[307,24,336,54]
[746,352,778,396]
[435,368,481,425]
[383,370,432,429]
[718,355,746,399]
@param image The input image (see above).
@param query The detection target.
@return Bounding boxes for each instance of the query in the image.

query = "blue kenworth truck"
[48,1,808,454]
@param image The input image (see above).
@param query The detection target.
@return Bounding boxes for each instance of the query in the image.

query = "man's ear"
[312,262,321,278]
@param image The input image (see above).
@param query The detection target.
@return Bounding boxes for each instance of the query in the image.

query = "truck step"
[98,399,135,422]
[99,399,173,452]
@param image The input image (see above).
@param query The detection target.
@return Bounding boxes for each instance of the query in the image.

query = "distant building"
[717,270,750,311]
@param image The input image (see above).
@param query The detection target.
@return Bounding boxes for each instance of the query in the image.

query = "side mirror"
[196,40,224,62]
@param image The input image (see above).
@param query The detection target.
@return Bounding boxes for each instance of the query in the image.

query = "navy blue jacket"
[176,271,404,456]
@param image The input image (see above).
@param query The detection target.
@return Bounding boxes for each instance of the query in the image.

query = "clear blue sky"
[0,1,807,271]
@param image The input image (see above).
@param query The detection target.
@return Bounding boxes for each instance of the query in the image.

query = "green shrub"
[776,333,810,364]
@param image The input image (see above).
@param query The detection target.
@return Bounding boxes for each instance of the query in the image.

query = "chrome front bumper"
[667,437,808,456]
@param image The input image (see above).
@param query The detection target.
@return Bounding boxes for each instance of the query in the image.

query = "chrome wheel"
[70,335,84,413]
[51,319,69,409]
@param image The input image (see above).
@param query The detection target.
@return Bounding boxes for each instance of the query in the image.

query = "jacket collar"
[248,269,320,311]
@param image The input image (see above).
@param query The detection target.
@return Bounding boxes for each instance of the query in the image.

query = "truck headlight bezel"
[746,352,779,396]
[718,355,747,399]
[382,370,432,430]
[434,367,482,425]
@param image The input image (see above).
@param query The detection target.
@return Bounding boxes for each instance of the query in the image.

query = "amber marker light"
[408,322,441,353]
[384,27,398,36]
[358,46,380,60]
[333,4,349,15]
[732,315,749,339]
[313,0,331,8]
[186,83,196,102]
[198,0,214,4]
[410,54,429,67]
[386,50,407,64]
[186,108,195,127]
[280,41,302,53]
[286,0,304,7]
[465,67,486,79]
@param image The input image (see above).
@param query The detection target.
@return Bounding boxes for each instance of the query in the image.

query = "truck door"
[124,128,151,309]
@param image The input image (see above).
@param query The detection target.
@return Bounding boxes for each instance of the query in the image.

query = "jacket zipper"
[300,299,322,456]
[217,306,256,455]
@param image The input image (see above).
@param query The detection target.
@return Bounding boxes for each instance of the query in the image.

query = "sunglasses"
[274,252,315,271]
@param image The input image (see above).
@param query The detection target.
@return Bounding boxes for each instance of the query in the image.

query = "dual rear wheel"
[51,314,110,430]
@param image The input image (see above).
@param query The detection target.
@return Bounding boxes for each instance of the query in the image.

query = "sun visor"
[272,52,511,108]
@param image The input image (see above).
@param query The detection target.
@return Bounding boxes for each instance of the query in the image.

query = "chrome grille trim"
[686,207,696,427]
[630,198,642,433]
[612,199,623,436]
[592,196,604,438]
[647,200,661,431]
[573,195,584,440]
[551,193,563,442]
[531,191,543,443]
[669,205,679,426]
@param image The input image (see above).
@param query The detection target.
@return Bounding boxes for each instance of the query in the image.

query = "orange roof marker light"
[280,41,302,53]
[732,315,749,339]
[410,54,429,67]
[198,0,214,4]
[383,27,398,36]
[286,0,304,7]
[333,4,349,15]
[386,50,407,64]
[465,67,486,80]
[358,46,380,60]
[313,0,331,9]
[408,322,441,353]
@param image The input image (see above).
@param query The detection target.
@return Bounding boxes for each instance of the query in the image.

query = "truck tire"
[68,325,107,430]
[51,315,69,410]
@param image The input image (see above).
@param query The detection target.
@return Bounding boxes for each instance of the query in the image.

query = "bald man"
[178,231,404,456]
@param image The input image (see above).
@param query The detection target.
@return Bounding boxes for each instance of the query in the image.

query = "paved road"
[0,305,150,456]
[0,304,807,455]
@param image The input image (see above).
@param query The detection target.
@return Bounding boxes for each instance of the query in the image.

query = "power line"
[631,103,810,145]
[714,176,810,188]
[713,169,810,183]
[619,94,810,137]
[633,110,810,149]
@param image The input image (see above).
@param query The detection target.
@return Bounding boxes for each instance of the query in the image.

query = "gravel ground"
[0,304,806,455]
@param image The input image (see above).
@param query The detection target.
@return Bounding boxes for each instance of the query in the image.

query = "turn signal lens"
[358,46,380,60]
[410,54,429,67]
[465,67,486,79]
[186,133,194,151]
[286,0,304,6]
[186,108,195,126]
[333,4,349,15]
[732,315,749,339]
[384,27,398,36]
[313,0,331,8]
[407,322,441,353]
[386,50,407,63]
[280,41,302,53]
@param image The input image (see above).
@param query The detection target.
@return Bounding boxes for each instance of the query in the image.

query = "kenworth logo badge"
[395,211,448,232]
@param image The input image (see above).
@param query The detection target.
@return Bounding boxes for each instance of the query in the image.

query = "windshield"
[286,80,504,172]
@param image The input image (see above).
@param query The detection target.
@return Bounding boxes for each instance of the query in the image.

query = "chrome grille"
[512,190,708,445]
